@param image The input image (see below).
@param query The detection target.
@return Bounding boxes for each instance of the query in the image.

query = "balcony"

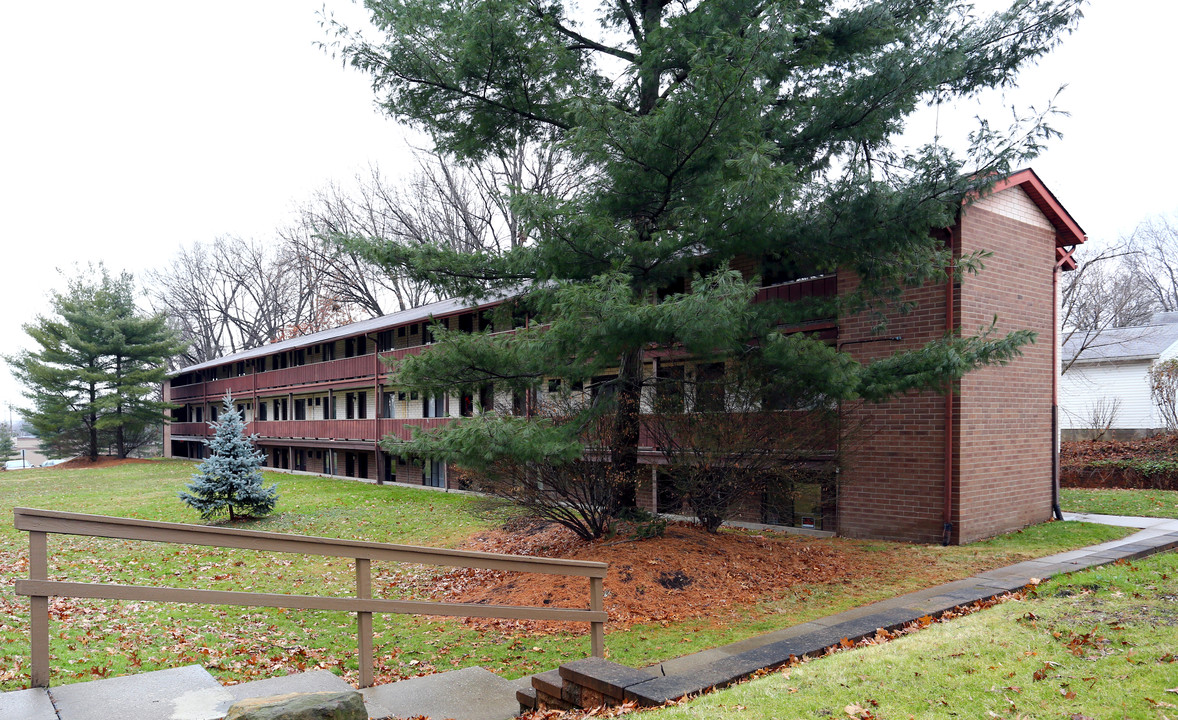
[169,354,388,402]
[753,275,837,304]
[171,417,454,444]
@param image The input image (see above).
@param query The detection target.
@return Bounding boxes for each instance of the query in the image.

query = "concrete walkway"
[5,514,1177,720]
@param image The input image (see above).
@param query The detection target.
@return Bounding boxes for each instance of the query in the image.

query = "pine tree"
[7,267,185,460]
[0,424,15,462]
[330,0,1080,494]
[179,393,277,521]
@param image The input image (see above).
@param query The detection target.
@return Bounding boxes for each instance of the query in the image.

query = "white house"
[1060,312,1178,438]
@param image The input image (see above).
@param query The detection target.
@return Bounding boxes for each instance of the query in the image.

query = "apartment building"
[165,169,1084,543]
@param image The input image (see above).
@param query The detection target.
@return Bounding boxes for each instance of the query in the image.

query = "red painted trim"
[986,169,1086,247]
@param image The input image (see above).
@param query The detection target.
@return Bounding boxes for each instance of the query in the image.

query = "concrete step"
[0,687,57,720]
[0,667,368,720]
[361,666,520,720]
[49,664,230,720]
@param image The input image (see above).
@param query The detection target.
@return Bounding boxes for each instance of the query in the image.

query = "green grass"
[0,461,1137,692]
[648,551,1178,720]
[1062,487,1178,519]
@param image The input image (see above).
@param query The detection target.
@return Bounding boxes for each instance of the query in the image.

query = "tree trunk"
[88,382,99,462]
[612,347,643,508]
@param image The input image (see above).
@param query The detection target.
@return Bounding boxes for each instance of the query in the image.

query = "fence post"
[30,531,49,687]
[356,558,374,688]
[589,576,605,658]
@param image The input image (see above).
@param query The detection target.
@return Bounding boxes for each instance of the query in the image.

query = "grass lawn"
[649,551,1178,720]
[1061,487,1178,519]
[0,460,1136,691]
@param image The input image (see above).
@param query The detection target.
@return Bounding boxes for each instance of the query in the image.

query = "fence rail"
[14,507,607,688]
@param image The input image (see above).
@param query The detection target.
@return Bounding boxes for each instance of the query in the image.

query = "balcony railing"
[15,507,606,689]
[169,355,385,402]
[170,418,454,443]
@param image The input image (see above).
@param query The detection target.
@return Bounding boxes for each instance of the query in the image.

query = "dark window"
[383,392,396,419]
[209,405,219,422]
[345,453,355,477]
[293,349,305,366]
[409,323,418,335]
[512,390,526,416]
[257,402,267,422]
[655,365,686,413]
[346,393,356,419]
[358,392,367,419]
[480,310,494,332]
[194,406,204,423]
[378,330,394,351]
[460,392,474,417]
[345,338,356,358]
[424,393,446,418]
[694,363,726,412]
[358,454,369,479]
[323,343,335,361]
[547,378,561,393]
[425,459,445,488]
[422,323,434,345]
[458,313,474,333]
[590,375,617,403]
[398,326,405,337]
[479,384,494,413]
[294,398,307,420]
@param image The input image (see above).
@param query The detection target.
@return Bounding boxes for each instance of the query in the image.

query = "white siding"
[1060,360,1159,431]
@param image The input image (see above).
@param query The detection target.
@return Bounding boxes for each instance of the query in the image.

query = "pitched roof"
[173,291,515,376]
[1063,322,1178,364]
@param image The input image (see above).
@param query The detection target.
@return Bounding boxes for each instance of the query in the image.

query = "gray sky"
[1,0,1175,421]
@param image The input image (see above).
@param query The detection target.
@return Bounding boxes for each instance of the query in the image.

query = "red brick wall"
[953,202,1055,542]
[837,188,1058,543]
[837,273,951,543]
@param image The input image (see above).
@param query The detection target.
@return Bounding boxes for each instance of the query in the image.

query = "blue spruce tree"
[179,393,277,521]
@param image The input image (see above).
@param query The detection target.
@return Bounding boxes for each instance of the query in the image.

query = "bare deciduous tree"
[1060,243,1156,374]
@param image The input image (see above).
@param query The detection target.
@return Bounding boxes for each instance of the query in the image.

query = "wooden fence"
[13,507,607,688]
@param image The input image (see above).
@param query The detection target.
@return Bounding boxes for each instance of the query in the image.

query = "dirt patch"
[424,519,900,633]
[50,456,155,470]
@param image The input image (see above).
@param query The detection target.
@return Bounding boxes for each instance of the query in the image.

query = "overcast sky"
[1,0,1175,422]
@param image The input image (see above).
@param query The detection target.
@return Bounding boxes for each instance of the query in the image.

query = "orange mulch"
[50,456,155,469]
[428,518,882,634]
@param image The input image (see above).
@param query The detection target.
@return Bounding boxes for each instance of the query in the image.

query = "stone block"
[225,691,365,720]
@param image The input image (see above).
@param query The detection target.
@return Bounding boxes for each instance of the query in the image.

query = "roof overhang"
[986,168,1086,270]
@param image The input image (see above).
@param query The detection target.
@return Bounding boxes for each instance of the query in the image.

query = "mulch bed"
[423,518,903,634]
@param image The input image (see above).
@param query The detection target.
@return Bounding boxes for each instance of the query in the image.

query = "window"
[209,405,219,422]
[294,398,307,420]
[346,393,355,419]
[655,365,686,413]
[378,329,394,352]
[425,459,445,488]
[257,402,267,422]
[323,343,336,361]
[547,378,562,393]
[459,392,475,417]
[398,326,406,337]
[694,363,726,412]
[424,393,446,418]
[358,392,367,419]
[479,384,494,413]
[383,391,397,419]
[194,406,204,423]
[512,389,527,416]
[480,310,494,332]
[422,323,434,345]
[458,313,474,333]
[590,375,616,403]
[409,323,418,336]
[345,338,356,358]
